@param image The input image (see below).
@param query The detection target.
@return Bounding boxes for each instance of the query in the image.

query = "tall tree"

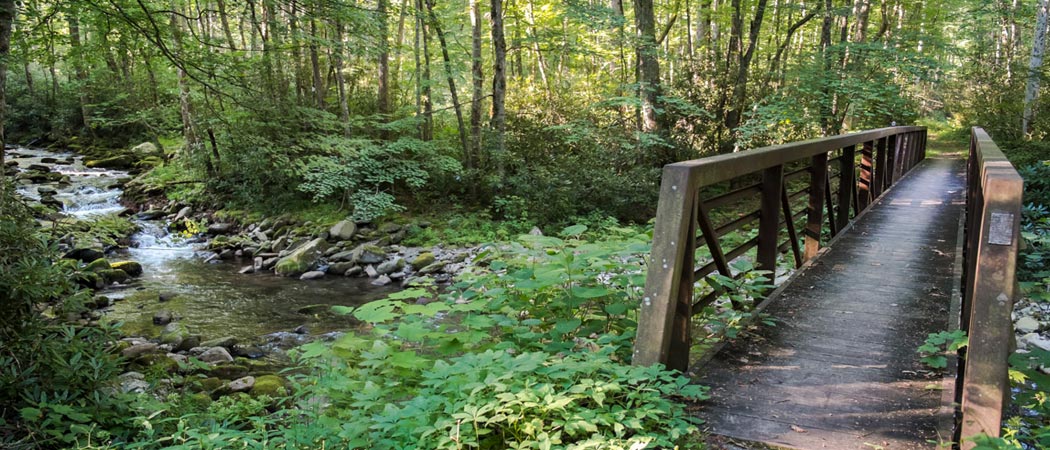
[469,0,484,172]
[0,0,12,188]
[634,0,662,133]
[378,0,391,115]
[1024,0,1049,136]
[490,0,507,177]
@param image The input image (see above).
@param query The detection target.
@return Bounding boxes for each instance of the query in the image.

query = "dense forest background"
[2,0,1030,225]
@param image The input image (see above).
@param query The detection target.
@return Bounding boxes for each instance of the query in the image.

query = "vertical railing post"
[757,165,784,274]
[959,129,1023,448]
[837,145,856,230]
[634,166,698,371]
[804,152,829,260]
[878,135,893,195]
[859,141,875,211]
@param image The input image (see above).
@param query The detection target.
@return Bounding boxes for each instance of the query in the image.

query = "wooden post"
[757,165,784,274]
[804,152,829,260]
[885,133,898,188]
[858,141,874,211]
[634,166,697,371]
[837,145,855,231]
[874,136,889,197]
[960,128,1023,448]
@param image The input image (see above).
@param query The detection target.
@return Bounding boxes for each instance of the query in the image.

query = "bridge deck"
[696,157,966,449]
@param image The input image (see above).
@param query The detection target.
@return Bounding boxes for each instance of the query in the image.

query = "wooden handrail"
[958,128,1023,448]
[633,126,928,371]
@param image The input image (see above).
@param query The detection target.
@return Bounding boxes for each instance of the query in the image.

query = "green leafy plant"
[917,330,968,369]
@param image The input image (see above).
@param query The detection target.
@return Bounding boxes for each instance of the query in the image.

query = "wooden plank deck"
[695,157,966,450]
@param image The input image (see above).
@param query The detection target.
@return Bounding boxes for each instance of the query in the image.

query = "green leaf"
[20,407,42,422]
[571,286,611,298]
[554,318,582,335]
[604,302,629,315]
[354,300,399,323]
[559,224,587,237]
[387,288,430,300]
[331,305,355,315]
[394,322,430,342]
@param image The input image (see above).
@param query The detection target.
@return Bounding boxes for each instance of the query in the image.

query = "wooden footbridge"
[633,127,1022,449]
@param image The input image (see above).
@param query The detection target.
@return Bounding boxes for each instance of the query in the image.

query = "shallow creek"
[6,147,397,348]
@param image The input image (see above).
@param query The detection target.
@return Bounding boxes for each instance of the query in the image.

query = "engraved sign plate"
[988,212,1015,246]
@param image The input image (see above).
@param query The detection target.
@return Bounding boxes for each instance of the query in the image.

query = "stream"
[6,147,397,350]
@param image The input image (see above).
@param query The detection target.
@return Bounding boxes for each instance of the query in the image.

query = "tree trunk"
[68,15,92,133]
[216,0,237,49]
[334,21,351,136]
[0,0,13,187]
[378,0,391,115]
[490,0,507,179]
[425,0,470,160]
[417,0,433,141]
[310,18,324,108]
[634,0,662,133]
[819,0,835,135]
[392,0,409,100]
[469,0,484,172]
[1024,0,1050,136]
[723,0,768,139]
[170,4,208,174]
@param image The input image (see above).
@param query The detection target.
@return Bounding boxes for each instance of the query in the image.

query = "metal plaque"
[988,212,1015,246]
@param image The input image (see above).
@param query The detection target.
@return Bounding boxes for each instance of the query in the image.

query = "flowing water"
[6,147,397,347]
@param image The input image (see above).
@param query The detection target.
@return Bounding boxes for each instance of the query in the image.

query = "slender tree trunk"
[378,0,391,115]
[334,21,351,137]
[724,0,768,139]
[68,15,92,133]
[469,0,484,172]
[170,3,208,173]
[392,0,409,101]
[490,0,507,179]
[524,0,551,93]
[819,0,834,135]
[425,0,470,160]
[417,0,433,141]
[1024,0,1050,136]
[217,0,237,49]
[0,0,13,188]
[305,17,321,108]
[634,0,662,134]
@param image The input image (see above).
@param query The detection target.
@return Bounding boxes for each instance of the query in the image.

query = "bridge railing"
[633,126,928,371]
[958,128,1023,447]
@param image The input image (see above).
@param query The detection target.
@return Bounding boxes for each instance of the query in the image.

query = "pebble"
[199,347,234,364]
[1016,316,1041,333]
[227,376,255,393]
[300,271,325,280]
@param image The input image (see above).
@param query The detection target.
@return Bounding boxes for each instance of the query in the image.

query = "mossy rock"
[111,261,143,277]
[198,377,225,393]
[411,252,436,269]
[84,154,135,170]
[184,392,213,410]
[84,258,112,273]
[74,272,104,289]
[274,237,328,277]
[250,375,290,398]
[160,322,192,347]
[98,269,130,284]
[208,363,249,380]
[133,354,179,374]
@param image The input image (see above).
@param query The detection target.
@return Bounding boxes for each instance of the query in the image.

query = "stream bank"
[4,145,482,398]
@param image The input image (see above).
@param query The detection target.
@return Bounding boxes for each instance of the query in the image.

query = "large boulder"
[274,237,329,277]
[112,261,143,277]
[85,155,135,170]
[329,220,357,241]
[411,252,436,269]
[64,248,104,263]
[200,347,235,364]
[352,244,386,265]
[85,258,112,273]
[207,223,234,235]
[160,322,194,349]
[131,142,162,157]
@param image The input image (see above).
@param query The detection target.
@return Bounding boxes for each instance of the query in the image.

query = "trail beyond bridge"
[633,127,1022,449]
